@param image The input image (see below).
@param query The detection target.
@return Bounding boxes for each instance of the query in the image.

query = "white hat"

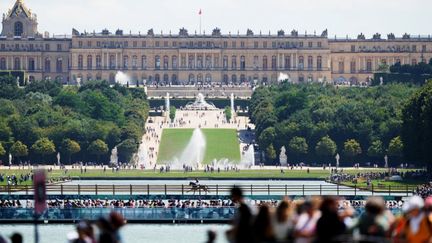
[403,196,424,213]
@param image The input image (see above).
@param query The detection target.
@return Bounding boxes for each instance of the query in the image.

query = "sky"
[1,0,430,38]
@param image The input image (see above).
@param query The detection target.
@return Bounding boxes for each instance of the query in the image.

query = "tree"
[118,139,139,163]
[388,136,403,157]
[61,139,81,163]
[367,140,383,158]
[32,138,56,162]
[0,142,5,157]
[315,136,337,157]
[343,139,362,159]
[88,139,109,162]
[266,144,277,162]
[169,106,176,122]
[10,141,28,161]
[258,127,276,149]
[288,136,309,157]
[224,106,232,121]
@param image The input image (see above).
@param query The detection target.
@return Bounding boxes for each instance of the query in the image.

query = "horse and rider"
[188,178,210,194]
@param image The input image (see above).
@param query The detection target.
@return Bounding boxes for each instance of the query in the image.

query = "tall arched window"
[188,74,195,83]
[87,55,93,70]
[123,55,129,69]
[155,56,161,69]
[155,74,160,82]
[223,74,229,84]
[253,56,259,70]
[78,55,83,70]
[14,57,21,70]
[56,58,63,73]
[171,74,178,84]
[163,74,169,83]
[223,56,228,69]
[231,56,237,70]
[308,56,313,70]
[172,56,178,69]
[205,74,212,83]
[197,74,203,83]
[141,56,147,69]
[298,56,304,70]
[188,55,194,69]
[0,58,7,70]
[14,22,23,36]
[109,55,115,69]
[263,56,268,70]
[284,55,291,70]
[240,56,246,70]
[163,56,169,70]
[350,60,356,73]
[45,58,51,72]
[28,58,35,71]
[366,59,372,72]
[197,55,203,69]
[338,61,345,74]
[271,56,277,70]
[231,74,237,83]
[317,56,322,70]
[96,55,102,69]
[205,55,212,69]
[132,56,138,69]
[240,74,246,83]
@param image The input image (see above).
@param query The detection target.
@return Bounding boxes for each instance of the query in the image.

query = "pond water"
[0,224,230,243]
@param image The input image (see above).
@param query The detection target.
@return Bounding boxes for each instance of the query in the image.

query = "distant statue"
[212,28,221,36]
[387,33,395,40]
[291,30,298,37]
[321,29,328,37]
[373,33,381,40]
[403,33,411,39]
[246,29,254,36]
[380,77,384,85]
[147,28,154,36]
[179,27,188,36]
[277,30,285,37]
[357,33,366,40]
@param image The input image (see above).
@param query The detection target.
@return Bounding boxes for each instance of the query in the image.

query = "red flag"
[199,9,202,15]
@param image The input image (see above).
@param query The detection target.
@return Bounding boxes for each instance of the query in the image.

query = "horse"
[187,182,210,194]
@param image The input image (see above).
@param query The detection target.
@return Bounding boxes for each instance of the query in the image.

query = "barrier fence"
[0,184,416,197]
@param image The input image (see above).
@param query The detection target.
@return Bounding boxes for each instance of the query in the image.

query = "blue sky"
[1,0,430,37]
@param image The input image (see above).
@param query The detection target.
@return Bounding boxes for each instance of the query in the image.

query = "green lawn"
[0,168,424,186]
[157,128,241,164]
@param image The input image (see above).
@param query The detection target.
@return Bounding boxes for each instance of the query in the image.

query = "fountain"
[110,147,119,166]
[115,71,130,85]
[8,153,12,166]
[57,152,61,166]
[230,93,235,114]
[136,141,150,168]
[167,128,206,169]
[240,145,255,168]
[335,153,340,169]
[184,93,218,110]
[279,146,288,166]
[165,92,170,118]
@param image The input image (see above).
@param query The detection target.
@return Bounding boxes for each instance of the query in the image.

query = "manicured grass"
[0,168,423,186]
[157,128,241,164]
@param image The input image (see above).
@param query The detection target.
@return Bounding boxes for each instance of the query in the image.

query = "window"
[197,55,203,69]
[223,74,229,84]
[412,45,417,52]
[45,58,51,72]
[164,41,168,47]
[223,56,228,69]
[223,41,228,48]
[231,74,237,84]
[78,41,83,48]
[163,74,169,83]
[366,59,372,72]
[241,42,245,48]
[308,42,313,48]
[189,74,195,83]
[271,56,277,70]
[14,22,23,36]
[214,56,219,68]
[240,56,246,70]
[132,56,138,69]
[87,55,93,69]
[56,58,63,73]
[142,56,147,69]
[163,56,169,70]
[155,56,161,69]
[253,56,259,70]
[299,42,303,48]
[0,58,6,70]
[307,56,313,70]
[285,55,291,70]
[172,56,178,69]
[422,45,427,52]
[205,74,212,83]
[350,61,356,73]
[254,42,259,48]
[142,41,146,47]
[263,42,267,48]
[231,56,237,70]
[240,74,246,83]
[338,61,344,74]
[133,41,137,48]
[87,41,92,47]
[57,44,62,51]
[318,42,322,48]
[263,56,268,70]
[78,55,83,70]
[188,55,195,69]
[155,74,160,82]
[155,41,160,47]
[232,41,236,48]
[28,58,35,71]
[109,55,115,69]
[317,56,322,70]
[197,74,203,83]
[123,56,129,69]
[298,56,304,70]
[351,45,356,52]
[181,55,186,68]
[205,55,211,69]
[45,44,50,51]
[96,56,102,69]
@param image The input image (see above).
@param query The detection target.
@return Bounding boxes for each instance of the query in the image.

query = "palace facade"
[1,0,432,85]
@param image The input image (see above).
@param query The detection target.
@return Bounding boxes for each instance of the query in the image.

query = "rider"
[195,178,200,185]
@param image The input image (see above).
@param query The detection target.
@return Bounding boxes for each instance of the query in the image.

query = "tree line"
[0,77,149,165]
[249,83,419,166]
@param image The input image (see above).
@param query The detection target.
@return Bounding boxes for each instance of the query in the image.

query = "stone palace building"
[1,0,432,85]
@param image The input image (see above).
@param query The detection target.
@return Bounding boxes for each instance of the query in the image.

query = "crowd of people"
[227,187,432,243]
[415,183,432,198]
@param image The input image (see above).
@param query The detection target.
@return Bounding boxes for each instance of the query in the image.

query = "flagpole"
[199,11,202,35]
